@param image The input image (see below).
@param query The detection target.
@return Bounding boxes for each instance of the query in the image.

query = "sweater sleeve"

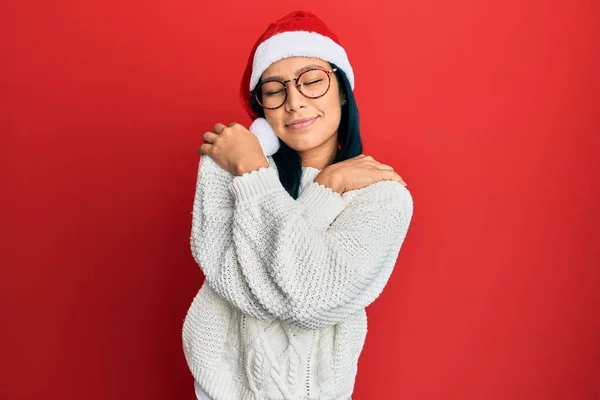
[191,155,413,330]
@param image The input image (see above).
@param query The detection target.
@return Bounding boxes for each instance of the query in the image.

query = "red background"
[2,1,599,399]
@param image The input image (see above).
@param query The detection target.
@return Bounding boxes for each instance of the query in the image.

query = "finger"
[376,164,394,171]
[363,157,383,167]
[214,123,227,134]
[360,154,378,166]
[198,143,213,156]
[381,170,407,186]
[228,122,238,128]
[394,172,407,186]
[203,131,218,144]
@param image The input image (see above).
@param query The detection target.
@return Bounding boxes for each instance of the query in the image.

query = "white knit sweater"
[182,154,413,400]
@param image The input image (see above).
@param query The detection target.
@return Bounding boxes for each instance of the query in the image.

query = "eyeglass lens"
[256,69,331,109]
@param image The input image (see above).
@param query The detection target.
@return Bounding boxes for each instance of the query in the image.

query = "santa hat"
[240,10,355,156]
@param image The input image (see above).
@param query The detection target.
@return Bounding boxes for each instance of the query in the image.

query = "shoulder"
[198,155,233,180]
[342,180,413,214]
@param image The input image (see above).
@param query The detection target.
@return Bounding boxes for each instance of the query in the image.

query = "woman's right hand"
[314,154,407,194]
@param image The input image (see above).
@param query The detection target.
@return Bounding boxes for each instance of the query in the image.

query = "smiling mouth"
[286,117,319,130]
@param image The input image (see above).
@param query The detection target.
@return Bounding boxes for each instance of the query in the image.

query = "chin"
[283,138,320,152]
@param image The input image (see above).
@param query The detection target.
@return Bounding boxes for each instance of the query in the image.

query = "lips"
[286,116,319,130]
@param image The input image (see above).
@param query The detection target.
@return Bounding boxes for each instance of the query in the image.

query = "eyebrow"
[261,64,326,82]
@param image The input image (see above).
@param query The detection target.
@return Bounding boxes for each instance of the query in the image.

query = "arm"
[190,155,346,319]
[191,155,413,329]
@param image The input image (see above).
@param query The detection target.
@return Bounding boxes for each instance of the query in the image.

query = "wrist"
[236,156,270,176]
[314,171,345,194]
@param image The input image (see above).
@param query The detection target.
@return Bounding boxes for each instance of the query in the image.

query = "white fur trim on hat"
[250,31,354,91]
[249,118,280,156]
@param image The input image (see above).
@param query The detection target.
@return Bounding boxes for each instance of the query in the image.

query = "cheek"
[264,110,286,132]
[321,97,342,125]
[321,85,343,119]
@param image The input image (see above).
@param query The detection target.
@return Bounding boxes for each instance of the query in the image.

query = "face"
[258,57,344,162]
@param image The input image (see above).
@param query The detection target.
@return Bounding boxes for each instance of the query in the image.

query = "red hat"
[240,10,354,156]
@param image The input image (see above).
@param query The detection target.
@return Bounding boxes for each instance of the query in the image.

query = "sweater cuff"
[229,167,282,205]
[297,182,345,228]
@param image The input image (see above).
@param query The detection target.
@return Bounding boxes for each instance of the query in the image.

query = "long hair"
[250,64,362,199]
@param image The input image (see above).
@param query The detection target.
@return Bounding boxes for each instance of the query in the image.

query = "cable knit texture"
[182,154,413,400]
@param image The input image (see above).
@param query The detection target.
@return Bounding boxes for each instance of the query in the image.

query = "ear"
[340,93,347,106]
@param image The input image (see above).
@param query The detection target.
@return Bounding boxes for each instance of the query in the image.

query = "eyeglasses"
[252,68,338,110]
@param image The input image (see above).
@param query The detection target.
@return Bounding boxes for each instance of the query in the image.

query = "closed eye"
[265,89,285,96]
[303,79,324,86]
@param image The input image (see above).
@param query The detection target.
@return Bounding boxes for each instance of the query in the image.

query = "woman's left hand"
[199,122,269,176]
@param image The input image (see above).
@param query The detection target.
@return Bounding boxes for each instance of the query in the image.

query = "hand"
[314,154,406,194]
[199,122,269,176]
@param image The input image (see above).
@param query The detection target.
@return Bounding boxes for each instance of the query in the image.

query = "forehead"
[261,56,332,79]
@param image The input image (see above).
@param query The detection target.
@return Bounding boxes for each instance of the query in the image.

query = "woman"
[182,10,414,400]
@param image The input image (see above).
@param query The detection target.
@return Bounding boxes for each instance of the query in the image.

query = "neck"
[299,134,339,170]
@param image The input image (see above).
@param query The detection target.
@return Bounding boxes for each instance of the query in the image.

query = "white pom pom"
[249,118,280,156]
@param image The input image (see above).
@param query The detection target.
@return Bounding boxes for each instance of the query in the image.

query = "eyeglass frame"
[251,67,339,110]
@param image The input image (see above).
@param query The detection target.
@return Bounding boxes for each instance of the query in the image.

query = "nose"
[284,82,307,112]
